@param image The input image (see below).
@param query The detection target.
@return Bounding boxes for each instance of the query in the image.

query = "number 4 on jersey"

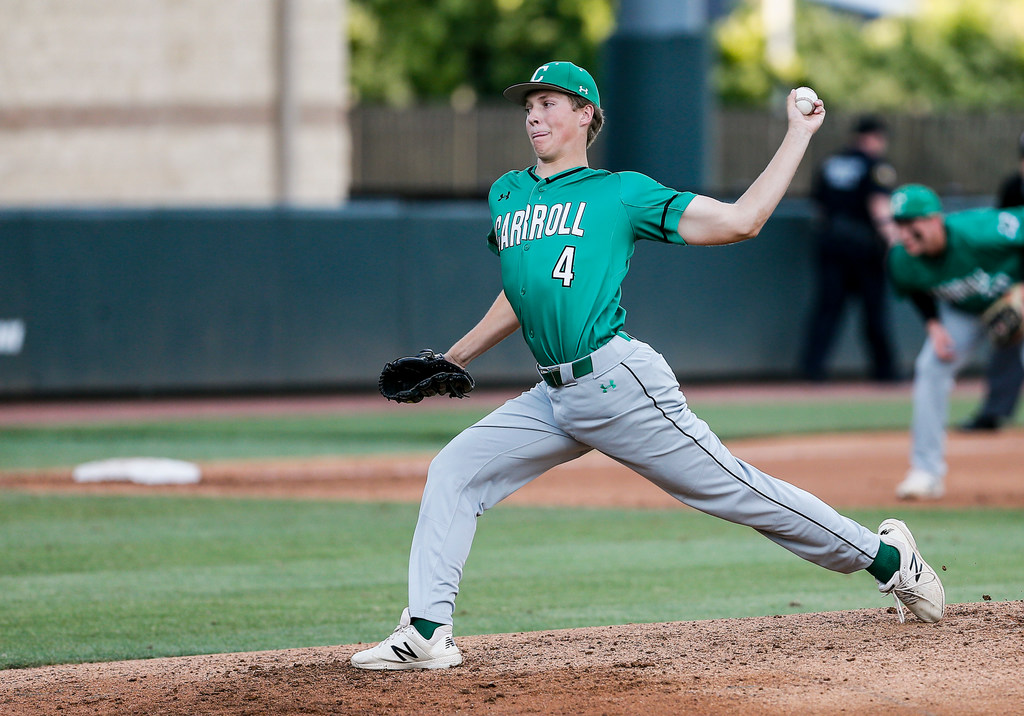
[552,245,576,287]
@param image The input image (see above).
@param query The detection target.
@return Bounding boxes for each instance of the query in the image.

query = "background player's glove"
[981,283,1024,348]
[378,350,475,403]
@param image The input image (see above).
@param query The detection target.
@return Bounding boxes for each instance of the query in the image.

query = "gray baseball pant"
[408,336,880,624]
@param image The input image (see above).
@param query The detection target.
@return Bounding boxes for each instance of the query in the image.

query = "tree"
[348,0,615,106]
[715,0,1024,109]
[348,0,1024,110]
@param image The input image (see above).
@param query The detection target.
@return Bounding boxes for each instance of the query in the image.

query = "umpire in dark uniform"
[800,114,899,383]
[958,129,1024,431]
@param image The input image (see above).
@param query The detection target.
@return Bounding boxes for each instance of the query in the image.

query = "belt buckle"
[537,364,563,388]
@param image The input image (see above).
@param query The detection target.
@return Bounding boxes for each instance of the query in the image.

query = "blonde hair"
[568,93,604,147]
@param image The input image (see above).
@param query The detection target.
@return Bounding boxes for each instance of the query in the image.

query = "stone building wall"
[0,0,348,206]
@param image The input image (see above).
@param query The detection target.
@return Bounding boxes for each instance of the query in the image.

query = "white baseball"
[794,86,818,115]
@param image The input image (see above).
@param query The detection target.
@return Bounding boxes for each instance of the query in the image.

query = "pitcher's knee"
[427,443,467,483]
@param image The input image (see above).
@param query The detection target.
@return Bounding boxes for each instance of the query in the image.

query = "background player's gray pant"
[408,336,880,625]
[911,303,1024,477]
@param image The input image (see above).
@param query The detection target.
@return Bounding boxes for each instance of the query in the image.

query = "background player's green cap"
[503,61,600,109]
[890,184,943,221]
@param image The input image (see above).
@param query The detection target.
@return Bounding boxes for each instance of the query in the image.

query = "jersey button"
[520,287,527,295]
[529,330,535,338]
[524,243,530,251]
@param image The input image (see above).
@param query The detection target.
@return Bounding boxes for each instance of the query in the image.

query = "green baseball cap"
[890,184,943,221]
[503,61,601,109]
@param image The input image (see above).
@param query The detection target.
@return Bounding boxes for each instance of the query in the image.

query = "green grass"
[1,493,1021,669]
[0,394,987,471]
[0,410,484,470]
[0,391,1016,669]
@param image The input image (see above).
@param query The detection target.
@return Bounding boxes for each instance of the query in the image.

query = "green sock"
[410,617,443,640]
[867,541,901,583]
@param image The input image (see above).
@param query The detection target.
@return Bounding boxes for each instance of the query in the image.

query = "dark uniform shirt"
[996,172,1024,209]
[812,147,897,259]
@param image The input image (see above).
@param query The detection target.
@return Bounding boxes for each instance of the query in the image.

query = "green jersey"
[487,166,695,365]
[888,207,1024,315]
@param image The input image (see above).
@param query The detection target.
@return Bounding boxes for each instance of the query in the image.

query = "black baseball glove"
[981,284,1024,348]
[378,350,475,403]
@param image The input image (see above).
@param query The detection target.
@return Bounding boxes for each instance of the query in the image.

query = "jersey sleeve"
[617,171,696,245]
[886,246,927,296]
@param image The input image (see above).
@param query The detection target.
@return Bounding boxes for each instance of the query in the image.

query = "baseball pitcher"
[352,62,945,671]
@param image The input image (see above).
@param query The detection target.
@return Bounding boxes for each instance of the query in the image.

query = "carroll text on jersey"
[493,202,586,252]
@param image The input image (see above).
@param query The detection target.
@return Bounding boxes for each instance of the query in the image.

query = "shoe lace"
[887,570,938,624]
[377,622,415,649]
[888,592,908,624]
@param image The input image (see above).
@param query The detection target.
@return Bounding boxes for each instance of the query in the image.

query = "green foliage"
[348,0,615,106]
[714,0,1024,109]
[347,0,1024,109]
[1,493,1019,668]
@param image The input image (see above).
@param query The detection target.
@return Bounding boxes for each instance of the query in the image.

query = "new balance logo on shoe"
[390,641,419,662]
[909,553,923,583]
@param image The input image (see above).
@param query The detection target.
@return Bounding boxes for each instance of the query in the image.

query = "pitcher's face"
[523,90,590,161]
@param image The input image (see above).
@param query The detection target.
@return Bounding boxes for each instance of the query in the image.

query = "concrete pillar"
[602,0,713,191]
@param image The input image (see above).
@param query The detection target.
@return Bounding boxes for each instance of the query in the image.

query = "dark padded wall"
[0,203,927,396]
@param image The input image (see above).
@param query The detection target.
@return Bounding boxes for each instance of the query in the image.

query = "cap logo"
[578,86,588,95]
[530,65,550,82]
[891,192,907,213]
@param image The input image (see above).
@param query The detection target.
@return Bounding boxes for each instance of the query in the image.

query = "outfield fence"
[351,106,1024,199]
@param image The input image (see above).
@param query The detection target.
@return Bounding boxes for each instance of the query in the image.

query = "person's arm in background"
[869,193,900,246]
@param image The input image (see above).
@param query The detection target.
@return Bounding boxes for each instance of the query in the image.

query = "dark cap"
[854,114,887,135]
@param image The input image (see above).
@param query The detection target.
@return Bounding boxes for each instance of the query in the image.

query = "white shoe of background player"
[350,608,463,670]
[876,518,945,623]
[895,468,945,499]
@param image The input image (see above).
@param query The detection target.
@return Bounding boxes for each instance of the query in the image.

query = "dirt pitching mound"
[1,603,1021,715]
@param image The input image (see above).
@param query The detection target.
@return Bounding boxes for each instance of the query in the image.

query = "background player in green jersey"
[351,63,945,671]
[887,184,1024,499]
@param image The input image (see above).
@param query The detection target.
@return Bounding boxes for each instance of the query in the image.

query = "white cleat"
[895,469,945,500]
[351,608,463,670]
[876,518,945,623]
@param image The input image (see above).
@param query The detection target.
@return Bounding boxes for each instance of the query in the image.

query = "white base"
[72,458,201,485]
